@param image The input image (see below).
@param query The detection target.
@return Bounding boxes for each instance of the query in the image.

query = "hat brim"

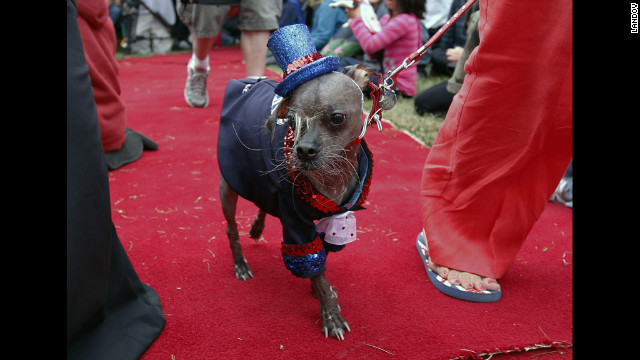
[104,128,158,170]
[275,55,340,96]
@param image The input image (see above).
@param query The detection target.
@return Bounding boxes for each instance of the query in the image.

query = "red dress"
[419,0,572,279]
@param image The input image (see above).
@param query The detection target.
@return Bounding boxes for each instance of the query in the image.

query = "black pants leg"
[414,80,456,115]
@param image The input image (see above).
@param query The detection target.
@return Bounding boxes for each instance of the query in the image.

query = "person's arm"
[311,3,347,49]
[350,14,408,54]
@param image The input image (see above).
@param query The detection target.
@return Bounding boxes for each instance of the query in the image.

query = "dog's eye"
[330,113,346,126]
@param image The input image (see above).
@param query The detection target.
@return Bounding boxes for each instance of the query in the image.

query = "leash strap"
[291,0,478,148]
[346,74,383,147]
[383,0,478,88]
[360,0,478,139]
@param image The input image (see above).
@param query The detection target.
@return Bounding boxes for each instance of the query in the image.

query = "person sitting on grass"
[339,0,425,97]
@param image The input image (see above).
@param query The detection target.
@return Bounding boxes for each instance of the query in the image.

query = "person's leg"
[184,36,214,107]
[238,0,281,77]
[130,12,152,54]
[428,47,451,76]
[414,80,455,116]
[150,18,174,54]
[241,30,271,77]
[192,36,218,67]
[177,2,228,107]
[419,0,572,294]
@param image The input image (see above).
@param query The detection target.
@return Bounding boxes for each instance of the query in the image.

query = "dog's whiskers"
[299,143,359,204]
[260,145,296,186]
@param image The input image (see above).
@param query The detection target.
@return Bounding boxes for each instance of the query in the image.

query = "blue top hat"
[267,24,339,97]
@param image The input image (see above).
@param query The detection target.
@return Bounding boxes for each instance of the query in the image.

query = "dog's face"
[270,66,370,175]
[287,72,364,171]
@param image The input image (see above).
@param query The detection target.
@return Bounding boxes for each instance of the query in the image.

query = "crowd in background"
[106,0,572,207]
[109,1,463,78]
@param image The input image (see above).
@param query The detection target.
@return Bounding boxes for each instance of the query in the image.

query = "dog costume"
[218,25,373,278]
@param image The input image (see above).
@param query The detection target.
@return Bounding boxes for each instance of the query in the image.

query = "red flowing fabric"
[110,47,572,359]
[420,0,573,279]
[76,0,127,152]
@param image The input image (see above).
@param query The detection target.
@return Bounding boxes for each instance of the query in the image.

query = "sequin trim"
[283,52,323,78]
[281,237,326,278]
[281,237,324,257]
[283,128,372,214]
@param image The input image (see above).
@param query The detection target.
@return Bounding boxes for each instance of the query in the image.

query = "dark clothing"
[414,80,455,116]
[217,78,373,278]
[67,0,165,358]
[414,8,480,116]
[429,0,470,76]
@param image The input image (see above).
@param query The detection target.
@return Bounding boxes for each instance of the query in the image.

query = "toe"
[471,275,487,291]
[447,269,461,285]
[458,272,476,290]
[484,278,501,291]
[436,264,449,278]
[427,258,450,278]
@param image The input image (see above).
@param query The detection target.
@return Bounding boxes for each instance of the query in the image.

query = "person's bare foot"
[426,259,501,292]
[421,230,501,292]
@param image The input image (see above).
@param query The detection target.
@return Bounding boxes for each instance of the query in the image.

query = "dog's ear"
[265,96,290,139]
[343,64,375,91]
[276,96,290,119]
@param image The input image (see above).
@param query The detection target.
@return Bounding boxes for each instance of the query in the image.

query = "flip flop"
[416,232,501,303]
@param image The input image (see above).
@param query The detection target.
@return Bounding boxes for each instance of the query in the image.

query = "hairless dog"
[218,65,374,340]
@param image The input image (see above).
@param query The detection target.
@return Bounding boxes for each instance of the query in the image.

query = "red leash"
[360,0,478,138]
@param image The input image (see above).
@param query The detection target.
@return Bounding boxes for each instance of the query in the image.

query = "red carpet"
[110,47,572,359]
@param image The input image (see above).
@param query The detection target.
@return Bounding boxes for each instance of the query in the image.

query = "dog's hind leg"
[249,209,266,242]
[220,176,254,281]
[310,274,351,340]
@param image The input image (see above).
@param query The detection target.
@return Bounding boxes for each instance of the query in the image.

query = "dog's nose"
[296,144,317,161]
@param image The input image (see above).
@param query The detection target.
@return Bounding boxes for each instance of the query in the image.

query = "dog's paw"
[249,210,266,241]
[320,293,350,340]
[248,223,264,242]
[321,309,351,341]
[233,259,254,281]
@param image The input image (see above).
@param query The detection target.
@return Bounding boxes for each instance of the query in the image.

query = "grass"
[375,73,448,147]
[266,63,448,147]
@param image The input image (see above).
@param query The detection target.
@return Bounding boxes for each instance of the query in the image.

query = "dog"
[217,25,382,340]
[217,65,373,340]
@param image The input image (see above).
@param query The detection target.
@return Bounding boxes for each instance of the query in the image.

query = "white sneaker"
[184,62,209,108]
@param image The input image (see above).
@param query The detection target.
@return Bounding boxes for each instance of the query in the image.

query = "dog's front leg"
[310,274,350,340]
[220,176,253,280]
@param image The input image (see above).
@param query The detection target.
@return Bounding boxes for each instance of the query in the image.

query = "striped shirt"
[350,13,422,96]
